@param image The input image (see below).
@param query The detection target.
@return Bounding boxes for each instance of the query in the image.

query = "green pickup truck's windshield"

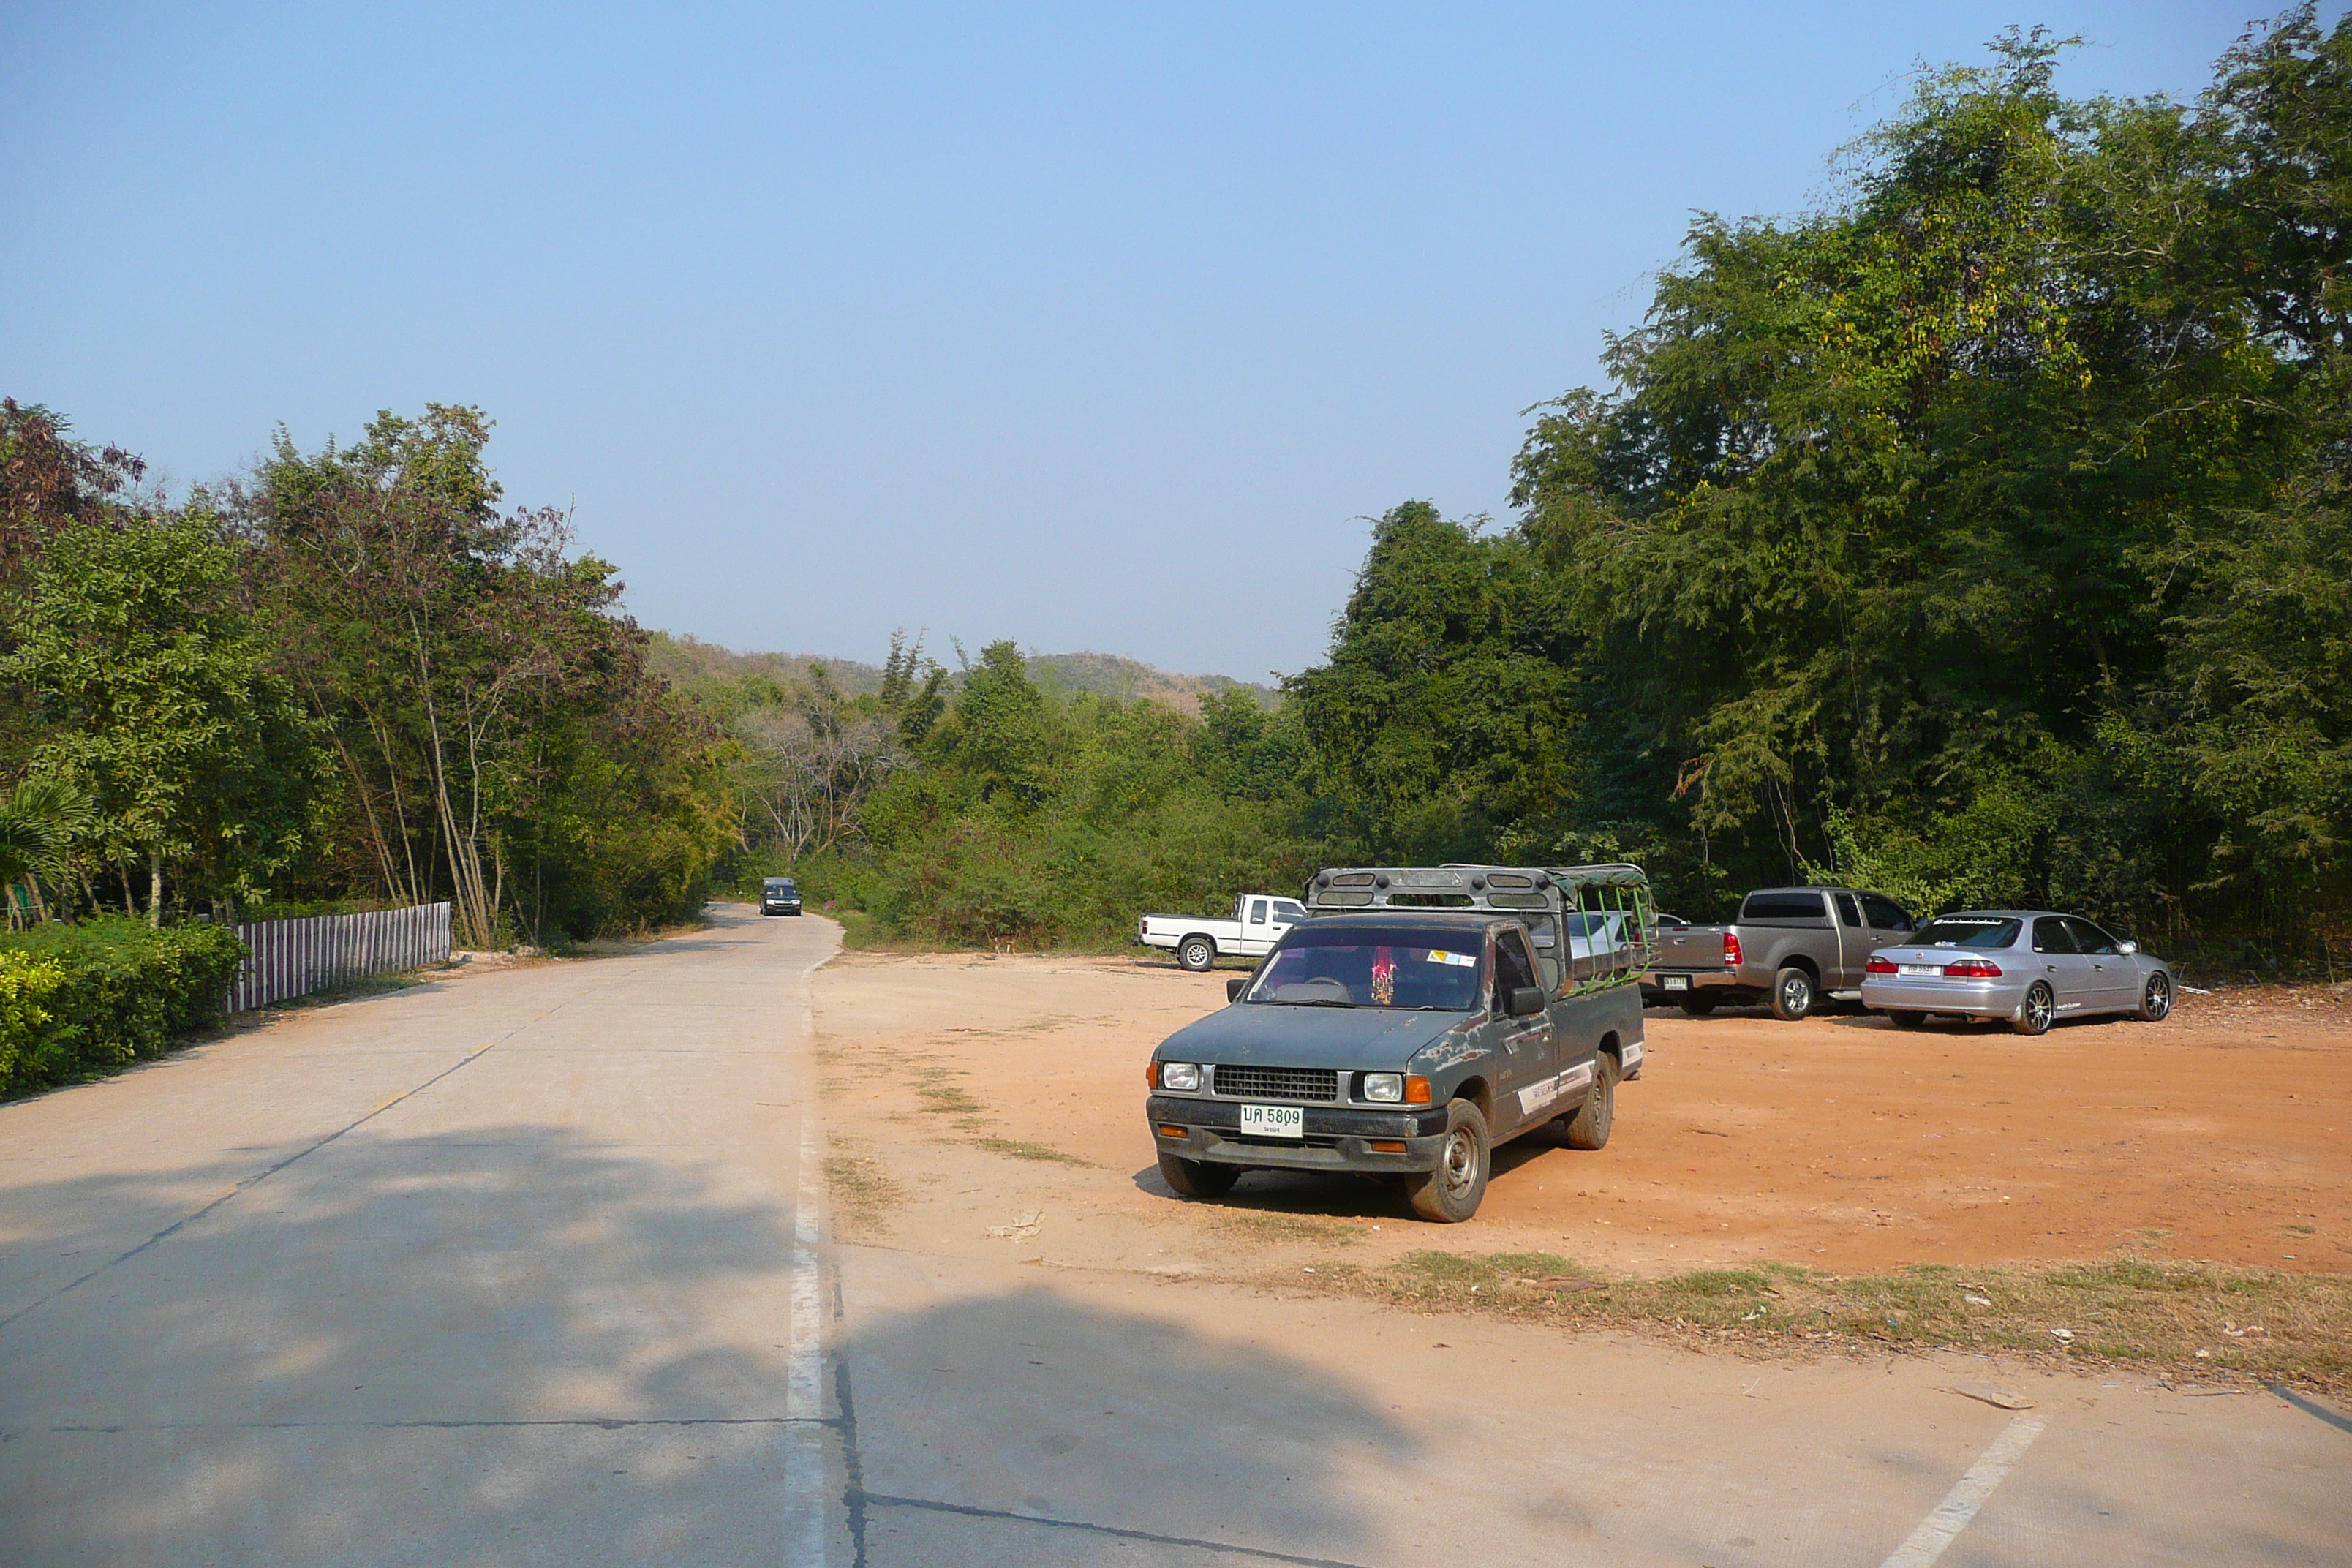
[1245,927,1485,1009]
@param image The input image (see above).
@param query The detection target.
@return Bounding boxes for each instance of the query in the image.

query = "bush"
[0,951,69,1097]
[0,918,246,1098]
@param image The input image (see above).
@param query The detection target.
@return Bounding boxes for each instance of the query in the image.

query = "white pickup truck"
[1137,893,1308,972]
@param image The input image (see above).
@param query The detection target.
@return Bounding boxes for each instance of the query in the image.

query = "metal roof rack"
[1302,863,1656,993]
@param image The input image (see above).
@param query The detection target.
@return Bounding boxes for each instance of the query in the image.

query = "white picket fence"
[225,902,453,1013]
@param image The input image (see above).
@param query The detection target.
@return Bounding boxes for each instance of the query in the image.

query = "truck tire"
[2010,981,2054,1036]
[1158,1151,1240,1199]
[1404,1100,1490,1223]
[1177,935,1216,973]
[1770,965,1816,1021]
[1563,1052,1618,1150]
[1678,995,1719,1017]
[2137,972,2173,1022]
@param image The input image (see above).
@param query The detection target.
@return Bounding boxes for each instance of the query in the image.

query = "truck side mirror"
[1507,986,1546,1017]
[1227,977,1249,1003]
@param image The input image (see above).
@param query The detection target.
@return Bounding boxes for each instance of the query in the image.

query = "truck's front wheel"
[1177,935,1216,973]
[1405,1100,1490,1223]
[1158,1152,1240,1199]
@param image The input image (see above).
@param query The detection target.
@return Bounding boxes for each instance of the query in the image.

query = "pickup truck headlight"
[1360,1072,1403,1103]
[1160,1061,1202,1092]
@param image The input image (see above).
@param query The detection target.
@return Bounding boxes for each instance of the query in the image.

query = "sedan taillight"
[1866,956,1899,975]
[1944,959,2003,978]
[1723,930,1744,966]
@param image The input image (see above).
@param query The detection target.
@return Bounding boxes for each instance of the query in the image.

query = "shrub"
[0,951,69,1096]
[0,917,246,1098]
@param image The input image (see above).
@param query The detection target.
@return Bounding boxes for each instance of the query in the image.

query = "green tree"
[0,516,323,922]
[1287,502,1584,863]
[0,776,91,924]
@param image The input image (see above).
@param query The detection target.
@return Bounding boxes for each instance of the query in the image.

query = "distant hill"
[647,634,886,696]
[1026,652,1276,711]
[647,633,1275,712]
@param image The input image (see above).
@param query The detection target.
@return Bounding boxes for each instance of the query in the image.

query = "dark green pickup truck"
[1144,864,1652,1222]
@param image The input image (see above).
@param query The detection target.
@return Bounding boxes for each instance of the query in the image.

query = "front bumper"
[1145,1094,1452,1173]
[1860,977,2025,1020]
[762,902,802,915]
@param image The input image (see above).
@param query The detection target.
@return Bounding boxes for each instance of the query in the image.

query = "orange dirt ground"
[818,952,2352,1277]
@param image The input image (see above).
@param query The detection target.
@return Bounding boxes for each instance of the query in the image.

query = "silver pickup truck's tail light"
[1360,1072,1403,1103]
[1160,1061,1202,1092]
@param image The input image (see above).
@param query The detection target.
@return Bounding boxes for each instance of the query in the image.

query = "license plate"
[1239,1104,1303,1139]
[1899,963,1940,976]
[1662,975,1690,992]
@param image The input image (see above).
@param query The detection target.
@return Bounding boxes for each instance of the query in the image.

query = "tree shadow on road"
[0,1126,808,1564]
[839,1279,1420,1566]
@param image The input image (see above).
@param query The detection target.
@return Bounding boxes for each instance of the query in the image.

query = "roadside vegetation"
[0,403,735,952]
[1302,1251,2352,1393]
[692,12,2352,974]
[4,10,2349,980]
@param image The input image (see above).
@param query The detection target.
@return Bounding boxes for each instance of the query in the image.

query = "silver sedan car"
[1860,910,2174,1035]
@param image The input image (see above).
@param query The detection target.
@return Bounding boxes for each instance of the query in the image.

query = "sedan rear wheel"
[2138,972,2173,1022]
[1886,1009,1927,1030]
[2011,981,2054,1036]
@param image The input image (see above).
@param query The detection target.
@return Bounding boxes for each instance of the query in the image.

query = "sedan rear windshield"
[1245,926,1485,1010]
[1910,916,2021,949]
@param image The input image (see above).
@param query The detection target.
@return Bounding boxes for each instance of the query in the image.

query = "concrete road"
[4,909,2347,1567]
[0,907,847,1565]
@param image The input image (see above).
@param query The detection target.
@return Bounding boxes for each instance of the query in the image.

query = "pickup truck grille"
[1213,1065,1339,1102]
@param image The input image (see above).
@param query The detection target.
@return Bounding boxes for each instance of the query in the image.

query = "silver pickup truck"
[1642,886,1920,1020]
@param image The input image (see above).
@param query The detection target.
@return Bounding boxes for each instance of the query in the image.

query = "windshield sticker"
[1425,951,1478,967]
[1371,947,1396,1006]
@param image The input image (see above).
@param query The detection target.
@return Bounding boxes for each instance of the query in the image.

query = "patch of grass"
[911,1067,983,1117]
[823,1151,908,1240]
[970,1137,1089,1165]
[1220,1212,1370,1246]
[1308,1253,2352,1392]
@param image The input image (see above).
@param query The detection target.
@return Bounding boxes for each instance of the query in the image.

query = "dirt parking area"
[813,952,2352,1282]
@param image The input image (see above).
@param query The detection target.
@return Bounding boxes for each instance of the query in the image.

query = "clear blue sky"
[1,1,2280,681]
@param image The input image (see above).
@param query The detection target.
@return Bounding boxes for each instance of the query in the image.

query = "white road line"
[1877,1412,2047,1568]
[788,1104,825,1420]
[784,960,830,1564]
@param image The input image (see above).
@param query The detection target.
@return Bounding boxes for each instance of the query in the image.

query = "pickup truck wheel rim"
[1782,973,1809,1013]
[1441,1128,1479,1196]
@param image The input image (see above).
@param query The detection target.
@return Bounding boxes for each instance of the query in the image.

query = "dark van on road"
[761,877,803,916]
[1144,864,1651,1223]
